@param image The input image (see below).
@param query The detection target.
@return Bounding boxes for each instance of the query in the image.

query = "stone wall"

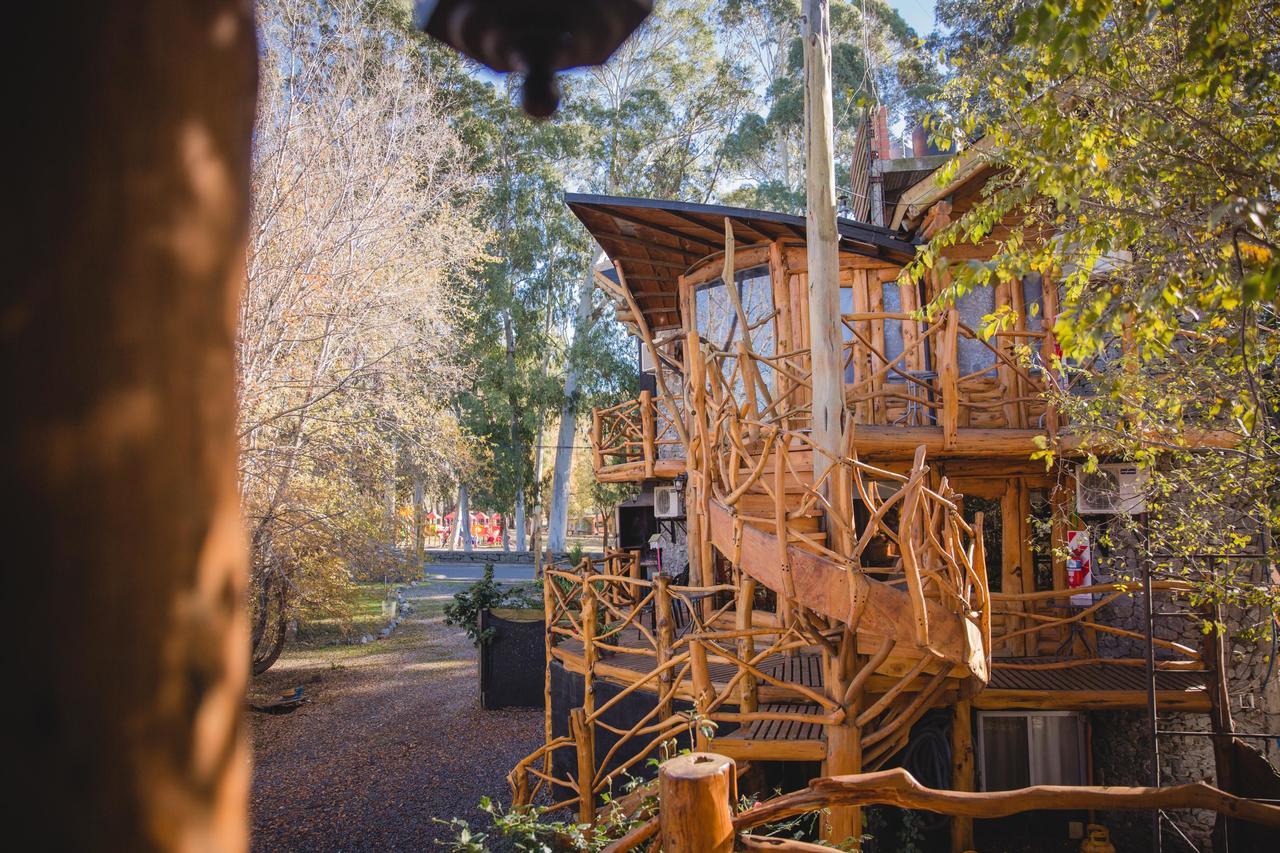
[1086,548,1280,851]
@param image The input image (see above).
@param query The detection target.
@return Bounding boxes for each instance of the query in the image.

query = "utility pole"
[803,1,857,846]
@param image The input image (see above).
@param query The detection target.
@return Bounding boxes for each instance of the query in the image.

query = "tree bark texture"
[801,0,846,511]
[547,257,597,552]
[7,2,257,849]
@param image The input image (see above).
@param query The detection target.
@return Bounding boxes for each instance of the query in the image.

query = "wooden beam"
[950,700,975,853]
[974,688,1211,712]
[608,256,694,271]
[890,135,998,230]
[9,4,257,849]
[600,204,723,251]
[591,228,703,258]
[733,767,1280,831]
[709,738,827,762]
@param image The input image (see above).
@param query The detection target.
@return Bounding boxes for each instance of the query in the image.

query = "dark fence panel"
[479,608,545,710]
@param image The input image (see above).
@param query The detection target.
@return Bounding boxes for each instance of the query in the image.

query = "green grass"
[294,581,401,646]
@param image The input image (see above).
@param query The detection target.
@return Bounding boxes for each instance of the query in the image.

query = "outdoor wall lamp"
[414,0,653,118]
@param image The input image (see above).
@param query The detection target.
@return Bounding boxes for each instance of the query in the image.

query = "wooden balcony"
[590,390,685,482]
[842,306,1057,457]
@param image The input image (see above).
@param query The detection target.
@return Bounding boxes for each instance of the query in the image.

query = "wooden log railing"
[840,309,1054,440]
[512,556,886,821]
[590,390,686,480]
[695,340,988,673]
[989,580,1204,668]
[599,759,1280,853]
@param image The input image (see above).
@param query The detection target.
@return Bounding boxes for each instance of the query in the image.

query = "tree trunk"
[804,0,855,842]
[504,309,527,552]
[7,2,257,848]
[803,0,845,501]
[529,265,556,552]
[547,256,597,552]
[449,492,463,550]
[386,437,398,545]
[413,475,425,566]
[459,484,473,553]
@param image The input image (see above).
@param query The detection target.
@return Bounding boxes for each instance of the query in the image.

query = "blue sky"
[889,0,937,37]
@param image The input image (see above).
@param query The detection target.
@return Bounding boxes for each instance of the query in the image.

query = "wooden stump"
[659,753,736,853]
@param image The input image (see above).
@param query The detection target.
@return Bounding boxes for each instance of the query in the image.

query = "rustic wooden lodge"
[509,153,1271,851]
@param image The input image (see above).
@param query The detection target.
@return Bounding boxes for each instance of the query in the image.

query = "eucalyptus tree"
[242,0,486,670]
[445,77,591,551]
[544,0,752,551]
[719,0,941,212]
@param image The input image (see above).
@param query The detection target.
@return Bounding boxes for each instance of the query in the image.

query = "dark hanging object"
[415,0,653,118]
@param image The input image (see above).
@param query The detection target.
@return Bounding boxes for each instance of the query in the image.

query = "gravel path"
[249,583,543,851]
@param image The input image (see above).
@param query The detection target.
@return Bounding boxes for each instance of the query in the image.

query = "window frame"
[975,710,1088,791]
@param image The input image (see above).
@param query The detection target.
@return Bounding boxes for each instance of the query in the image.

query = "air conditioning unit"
[1075,463,1148,515]
[653,485,684,519]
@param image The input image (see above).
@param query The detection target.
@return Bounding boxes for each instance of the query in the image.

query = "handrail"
[839,308,1054,435]
[591,390,686,479]
[987,580,1203,664]
[512,555,866,820]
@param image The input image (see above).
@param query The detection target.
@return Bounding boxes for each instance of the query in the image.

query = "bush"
[443,564,541,645]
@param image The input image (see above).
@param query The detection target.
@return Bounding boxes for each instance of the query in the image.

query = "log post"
[9,3,257,849]
[823,717,863,844]
[801,0,847,529]
[797,0,855,548]
[941,306,960,451]
[1040,272,1061,437]
[580,576,598,811]
[592,407,604,472]
[640,389,656,479]
[629,549,642,606]
[690,638,715,751]
[570,707,596,825]
[540,561,556,798]
[823,638,863,845]
[736,578,759,712]
[950,699,976,852]
[686,333,708,591]
[1001,480,1029,656]
[658,753,736,853]
[656,575,676,721]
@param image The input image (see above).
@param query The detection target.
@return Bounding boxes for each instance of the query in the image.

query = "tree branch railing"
[989,580,1204,667]
[694,339,988,674]
[513,556,877,824]
[591,390,685,479]
[840,308,1055,439]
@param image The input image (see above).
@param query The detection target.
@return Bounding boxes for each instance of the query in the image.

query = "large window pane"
[956,285,997,376]
[694,265,775,402]
[1029,714,1085,785]
[981,715,1030,791]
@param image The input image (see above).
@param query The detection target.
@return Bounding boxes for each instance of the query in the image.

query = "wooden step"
[733,493,823,516]
[746,515,823,535]
[735,468,815,493]
[711,703,827,762]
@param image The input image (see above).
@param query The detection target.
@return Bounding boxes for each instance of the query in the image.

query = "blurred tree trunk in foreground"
[7,1,257,849]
